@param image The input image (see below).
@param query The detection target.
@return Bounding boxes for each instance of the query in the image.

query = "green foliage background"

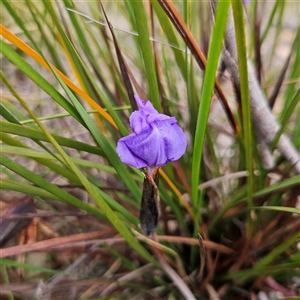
[1,1,299,299]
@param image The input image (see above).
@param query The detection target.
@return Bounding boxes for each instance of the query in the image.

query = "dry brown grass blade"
[133,230,187,279]
[156,0,238,134]
[100,3,137,111]
[159,257,196,300]
[199,2,211,56]
[0,196,34,247]
[0,279,109,298]
[98,3,147,103]
[230,236,250,271]
[197,233,206,282]
[172,160,192,194]
[206,283,220,300]
[254,2,263,83]
[0,211,87,219]
[100,264,153,296]
[203,251,220,289]
[24,235,235,256]
[250,220,300,258]
[157,235,234,254]
[265,276,297,297]
[269,35,295,109]
[0,230,114,258]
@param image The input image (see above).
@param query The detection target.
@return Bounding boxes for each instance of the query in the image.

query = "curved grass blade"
[1,145,114,174]
[8,66,155,264]
[2,0,66,74]
[254,230,299,269]
[222,262,300,281]
[2,76,140,229]
[0,179,64,201]
[0,258,68,276]
[0,25,116,128]
[0,39,84,125]
[272,89,300,148]
[49,65,141,200]
[231,1,254,221]
[0,155,104,219]
[101,3,137,111]
[0,121,103,156]
[253,206,300,215]
[156,0,238,134]
[151,1,187,81]
[209,174,300,230]
[1,136,81,185]
[131,0,161,111]
[41,2,127,134]
[191,1,230,208]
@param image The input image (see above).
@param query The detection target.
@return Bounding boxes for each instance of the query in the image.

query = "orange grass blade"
[1,25,194,223]
[0,25,117,129]
[160,169,195,221]
[55,31,106,132]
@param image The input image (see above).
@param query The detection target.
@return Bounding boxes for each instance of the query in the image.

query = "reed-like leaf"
[231,1,254,221]
[191,1,230,208]
[131,0,161,111]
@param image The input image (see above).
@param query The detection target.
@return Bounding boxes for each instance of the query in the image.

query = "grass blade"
[231,1,254,224]
[191,1,230,208]
[131,0,161,110]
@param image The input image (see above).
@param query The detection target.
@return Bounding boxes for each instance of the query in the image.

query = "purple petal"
[129,110,149,134]
[116,134,148,168]
[156,118,187,164]
[117,118,187,168]
[134,95,158,114]
[130,95,170,134]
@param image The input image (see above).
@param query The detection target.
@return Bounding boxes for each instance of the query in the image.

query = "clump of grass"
[1,1,299,299]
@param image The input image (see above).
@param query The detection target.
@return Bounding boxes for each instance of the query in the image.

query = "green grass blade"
[1,265,14,300]
[282,40,300,118]
[8,65,155,264]
[273,89,300,147]
[209,174,299,230]
[0,179,63,201]
[0,155,105,219]
[253,206,300,215]
[151,1,187,82]
[260,1,280,44]
[0,140,81,184]
[0,258,71,275]
[42,1,128,135]
[223,262,299,281]
[0,121,104,156]
[191,1,230,208]
[131,0,161,110]
[0,144,115,174]
[0,102,21,124]
[254,231,299,268]
[231,0,254,220]
[0,40,83,125]
[51,68,141,200]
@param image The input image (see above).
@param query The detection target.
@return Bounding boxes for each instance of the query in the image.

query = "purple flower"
[116,95,187,173]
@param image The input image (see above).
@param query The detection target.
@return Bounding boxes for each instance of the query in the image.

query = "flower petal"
[129,110,149,134]
[156,118,187,163]
[130,95,170,134]
[134,95,158,114]
[117,95,187,169]
[117,127,165,167]
[116,118,187,168]
[116,134,148,169]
